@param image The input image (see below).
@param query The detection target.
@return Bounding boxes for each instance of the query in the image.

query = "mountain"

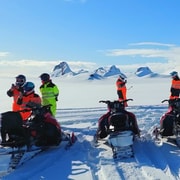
[51,62,124,80]
[51,61,75,77]
[88,65,123,80]
[104,65,121,77]
[135,66,158,77]
[51,61,167,80]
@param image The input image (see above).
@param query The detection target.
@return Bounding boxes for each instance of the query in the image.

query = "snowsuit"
[169,76,180,99]
[17,92,41,121]
[116,78,127,106]
[40,80,59,117]
[7,85,23,111]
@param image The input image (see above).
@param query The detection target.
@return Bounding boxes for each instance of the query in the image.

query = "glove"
[18,86,24,93]
[10,84,15,91]
[55,96,58,101]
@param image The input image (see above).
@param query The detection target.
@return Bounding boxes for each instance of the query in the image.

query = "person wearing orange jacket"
[17,82,41,121]
[116,74,127,107]
[7,74,26,111]
[169,71,180,100]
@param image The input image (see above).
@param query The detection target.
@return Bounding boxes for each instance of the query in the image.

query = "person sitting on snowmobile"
[17,82,42,121]
[95,100,140,140]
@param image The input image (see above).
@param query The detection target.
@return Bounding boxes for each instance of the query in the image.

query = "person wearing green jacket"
[39,73,59,117]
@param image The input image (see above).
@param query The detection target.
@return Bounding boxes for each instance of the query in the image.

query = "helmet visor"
[16,78,25,86]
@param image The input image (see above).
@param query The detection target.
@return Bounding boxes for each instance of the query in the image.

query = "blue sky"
[0,0,180,66]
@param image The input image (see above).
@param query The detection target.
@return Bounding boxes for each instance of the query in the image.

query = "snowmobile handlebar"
[161,98,180,112]
[161,98,180,104]
[161,99,169,103]
[16,104,52,113]
[99,99,133,104]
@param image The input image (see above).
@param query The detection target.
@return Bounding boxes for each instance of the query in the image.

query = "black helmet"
[15,74,26,86]
[23,82,35,94]
[40,73,50,82]
[170,71,178,78]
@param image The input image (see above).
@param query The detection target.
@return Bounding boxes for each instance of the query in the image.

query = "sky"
[1,0,180,67]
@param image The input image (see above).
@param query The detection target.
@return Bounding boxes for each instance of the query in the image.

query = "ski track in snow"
[1,105,180,180]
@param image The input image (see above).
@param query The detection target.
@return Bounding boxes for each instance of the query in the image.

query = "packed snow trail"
[1,106,180,180]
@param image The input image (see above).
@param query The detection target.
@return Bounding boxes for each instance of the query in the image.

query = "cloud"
[67,61,97,71]
[105,42,180,65]
[129,42,175,47]
[0,52,9,57]
[105,48,165,57]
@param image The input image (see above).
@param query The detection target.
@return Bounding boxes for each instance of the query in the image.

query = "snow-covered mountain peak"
[51,61,74,77]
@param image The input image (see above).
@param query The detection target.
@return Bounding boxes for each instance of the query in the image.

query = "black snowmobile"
[155,98,180,147]
[95,99,140,158]
[0,103,62,149]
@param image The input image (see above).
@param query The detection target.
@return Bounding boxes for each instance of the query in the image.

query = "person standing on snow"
[169,71,180,100]
[116,74,127,107]
[39,73,59,117]
[7,74,26,111]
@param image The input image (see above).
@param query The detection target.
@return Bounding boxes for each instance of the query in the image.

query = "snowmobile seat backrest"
[109,113,130,132]
[1,111,23,130]
[1,111,24,143]
[110,101,124,113]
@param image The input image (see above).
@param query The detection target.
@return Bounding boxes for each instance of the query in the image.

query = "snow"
[0,73,180,180]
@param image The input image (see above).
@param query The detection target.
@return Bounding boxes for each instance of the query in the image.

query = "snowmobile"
[153,98,180,147]
[95,99,140,159]
[0,103,71,150]
[0,103,75,172]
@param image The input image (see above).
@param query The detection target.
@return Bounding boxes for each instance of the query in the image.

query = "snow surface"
[0,74,180,180]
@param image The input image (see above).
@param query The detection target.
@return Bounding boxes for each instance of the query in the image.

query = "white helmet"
[170,71,178,78]
[119,74,127,82]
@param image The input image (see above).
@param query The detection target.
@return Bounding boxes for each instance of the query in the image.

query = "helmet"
[170,71,178,78]
[15,74,26,86]
[40,73,50,82]
[23,82,35,94]
[119,74,127,82]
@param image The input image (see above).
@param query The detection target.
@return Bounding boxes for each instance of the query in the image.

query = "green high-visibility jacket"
[40,81,59,117]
